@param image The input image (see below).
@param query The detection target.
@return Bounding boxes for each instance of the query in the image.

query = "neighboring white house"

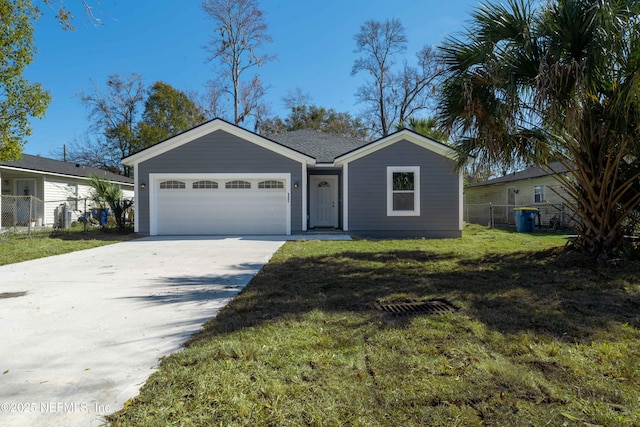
[464,162,574,228]
[1,154,134,228]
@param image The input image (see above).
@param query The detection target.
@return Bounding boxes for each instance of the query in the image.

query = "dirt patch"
[0,291,28,299]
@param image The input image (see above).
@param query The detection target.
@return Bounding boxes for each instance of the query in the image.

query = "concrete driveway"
[0,236,287,427]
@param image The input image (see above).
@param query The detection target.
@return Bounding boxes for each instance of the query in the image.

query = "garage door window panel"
[160,180,186,189]
[258,180,284,189]
[193,180,219,189]
[225,180,251,189]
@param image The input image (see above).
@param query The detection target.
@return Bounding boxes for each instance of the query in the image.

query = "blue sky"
[23,0,480,157]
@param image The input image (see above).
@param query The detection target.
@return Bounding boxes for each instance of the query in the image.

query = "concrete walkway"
[0,236,292,427]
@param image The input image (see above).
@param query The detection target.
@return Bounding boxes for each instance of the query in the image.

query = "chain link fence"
[0,196,44,233]
[1,196,133,234]
[464,202,575,231]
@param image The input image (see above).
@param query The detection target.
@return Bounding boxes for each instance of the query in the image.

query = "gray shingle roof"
[466,161,569,188]
[0,154,134,184]
[267,130,371,163]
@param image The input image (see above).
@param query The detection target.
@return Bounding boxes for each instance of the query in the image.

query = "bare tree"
[42,0,104,30]
[76,73,146,175]
[352,19,441,138]
[202,0,275,126]
[58,132,124,175]
[282,87,311,110]
[396,46,443,125]
[352,18,407,137]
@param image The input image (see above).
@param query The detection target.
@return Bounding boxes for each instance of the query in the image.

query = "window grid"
[258,180,284,189]
[387,167,420,216]
[225,180,251,189]
[159,180,186,189]
[193,180,218,189]
[392,172,415,211]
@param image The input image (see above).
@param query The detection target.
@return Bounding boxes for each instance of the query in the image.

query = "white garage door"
[154,177,288,235]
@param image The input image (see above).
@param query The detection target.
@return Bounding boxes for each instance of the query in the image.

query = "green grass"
[0,226,138,266]
[107,224,640,426]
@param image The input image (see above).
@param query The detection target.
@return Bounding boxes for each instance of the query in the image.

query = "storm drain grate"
[374,299,458,316]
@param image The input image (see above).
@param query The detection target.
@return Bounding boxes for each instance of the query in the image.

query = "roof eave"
[334,129,457,164]
[0,164,134,185]
[122,118,315,166]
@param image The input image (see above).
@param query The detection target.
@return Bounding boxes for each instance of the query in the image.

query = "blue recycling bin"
[514,207,538,232]
[91,208,110,226]
[100,209,109,226]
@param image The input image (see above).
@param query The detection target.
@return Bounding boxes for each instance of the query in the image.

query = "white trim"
[0,165,133,187]
[149,172,291,236]
[387,166,421,216]
[343,163,349,231]
[134,164,139,233]
[534,184,545,203]
[335,130,456,165]
[301,163,308,231]
[123,119,315,166]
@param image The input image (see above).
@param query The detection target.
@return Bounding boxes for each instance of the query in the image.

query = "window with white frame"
[534,185,544,203]
[387,166,420,216]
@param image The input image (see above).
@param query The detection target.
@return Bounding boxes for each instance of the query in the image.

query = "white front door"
[310,175,338,228]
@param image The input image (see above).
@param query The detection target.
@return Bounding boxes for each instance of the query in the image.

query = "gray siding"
[347,140,461,238]
[137,130,304,234]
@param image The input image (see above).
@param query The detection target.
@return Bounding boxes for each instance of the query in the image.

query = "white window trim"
[534,185,545,203]
[387,166,420,216]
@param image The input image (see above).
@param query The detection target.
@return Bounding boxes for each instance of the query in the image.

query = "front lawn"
[108,225,640,426]
[0,227,138,266]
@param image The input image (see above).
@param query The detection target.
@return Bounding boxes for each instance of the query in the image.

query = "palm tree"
[437,0,640,255]
[396,117,448,142]
[89,174,133,230]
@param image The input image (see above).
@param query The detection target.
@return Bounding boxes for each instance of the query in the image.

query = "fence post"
[84,198,87,231]
[489,202,494,228]
[28,196,33,236]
